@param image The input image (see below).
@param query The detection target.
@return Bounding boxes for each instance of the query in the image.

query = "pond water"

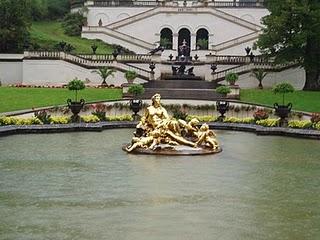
[0,129,319,240]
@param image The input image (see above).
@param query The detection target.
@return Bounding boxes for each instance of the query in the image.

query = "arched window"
[178,28,191,52]
[160,28,173,49]
[196,28,209,50]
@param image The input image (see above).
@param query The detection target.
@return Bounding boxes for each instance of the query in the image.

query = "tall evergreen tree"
[0,0,31,53]
[257,0,320,90]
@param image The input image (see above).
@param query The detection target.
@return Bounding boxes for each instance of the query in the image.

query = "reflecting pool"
[0,129,319,240]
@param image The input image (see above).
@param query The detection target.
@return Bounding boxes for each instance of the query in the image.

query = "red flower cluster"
[253,109,269,121]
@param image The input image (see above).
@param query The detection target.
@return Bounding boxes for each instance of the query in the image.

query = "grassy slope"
[0,87,122,113]
[240,89,320,112]
[30,21,114,54]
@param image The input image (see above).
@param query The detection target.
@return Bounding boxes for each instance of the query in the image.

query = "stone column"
[191,33,197,51]
[172,33,179,51]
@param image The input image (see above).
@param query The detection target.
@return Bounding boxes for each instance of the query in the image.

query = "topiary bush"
[67,78,85,102]
[125,70,138,83]
[128,84,145,97]
[216,85,231,95]
[225,72,239,85]
[272,82,295,105]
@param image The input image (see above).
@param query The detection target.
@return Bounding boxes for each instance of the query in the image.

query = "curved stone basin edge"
[0,122,319,140]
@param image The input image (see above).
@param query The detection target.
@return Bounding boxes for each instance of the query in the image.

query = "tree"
[250,68,268,89]
[92,66,116,86]
[272,82,295,105]
[256,0,320,90]
[0,0,31,53]
[67,77,85,102]
[62,11,86,36]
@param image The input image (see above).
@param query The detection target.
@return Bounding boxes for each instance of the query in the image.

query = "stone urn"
[216,101,230,121]
[67,98,85,122]
[129,99,143,120]
[274,103,292,126]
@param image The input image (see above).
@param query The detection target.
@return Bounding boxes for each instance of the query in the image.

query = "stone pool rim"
[0,121,319,140]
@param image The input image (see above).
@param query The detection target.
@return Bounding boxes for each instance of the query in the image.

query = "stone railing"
[81,0,265,8]
[212,62,297,81]
[206,54,270,64]
[78,54,152,63]
[211,31,261,52]
[106,6,261,31]
[24,51,151,80]
[82,26,154,50]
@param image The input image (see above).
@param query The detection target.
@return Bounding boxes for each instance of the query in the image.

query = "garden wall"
[0,55,306,89]
[0,54,23,85]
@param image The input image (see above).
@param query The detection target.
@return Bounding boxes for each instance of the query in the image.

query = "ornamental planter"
[129,99,143,121]
[67,99,85,122]
[216,101,230,121]
[274,103,292,127]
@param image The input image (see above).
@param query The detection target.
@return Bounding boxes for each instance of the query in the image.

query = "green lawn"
[30,21,114,54]
[240,89,320,112]
[0,87,122,113]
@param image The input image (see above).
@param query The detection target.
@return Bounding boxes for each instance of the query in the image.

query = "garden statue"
[178,39,190,58]
[123,93,222,155]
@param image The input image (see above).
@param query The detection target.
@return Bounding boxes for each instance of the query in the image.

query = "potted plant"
[67,78,86,122]
[250,68,268,89]
[273,82,295,126]
[216,85,231,97]
[92,66,116,87]
[225,72,239,86]
[125,70,137,84]
[128,84,145,119]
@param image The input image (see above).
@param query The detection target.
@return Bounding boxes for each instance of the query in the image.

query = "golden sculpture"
[125,93,221,155]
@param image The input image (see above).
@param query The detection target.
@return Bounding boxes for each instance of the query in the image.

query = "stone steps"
[141,88,224,100]
[143,80,219,89]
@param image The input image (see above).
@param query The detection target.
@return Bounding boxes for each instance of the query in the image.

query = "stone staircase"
[141,78,223,100]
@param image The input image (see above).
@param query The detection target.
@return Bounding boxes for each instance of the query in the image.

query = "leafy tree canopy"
[0,0,31,53]
[30,0,69,20]
[257,0,320,90]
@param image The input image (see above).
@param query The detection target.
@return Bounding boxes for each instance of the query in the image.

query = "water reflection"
[0,130,319,240]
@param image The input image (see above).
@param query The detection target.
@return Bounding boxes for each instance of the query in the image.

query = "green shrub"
[128,84,145,97]
[125,70,138,83]
[216,86,231,95]
[288,120,312,129]
[225,72,239,85]
[256,118,279,127]
[62,12,86,36]
[314,122,320,130]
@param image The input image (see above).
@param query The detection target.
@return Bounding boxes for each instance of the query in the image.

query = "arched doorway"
[178,28,191,56]
[196,28,209,50]
[160,28,173,49]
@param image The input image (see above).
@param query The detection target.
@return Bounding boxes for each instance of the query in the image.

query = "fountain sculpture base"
[123,144,222,156]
